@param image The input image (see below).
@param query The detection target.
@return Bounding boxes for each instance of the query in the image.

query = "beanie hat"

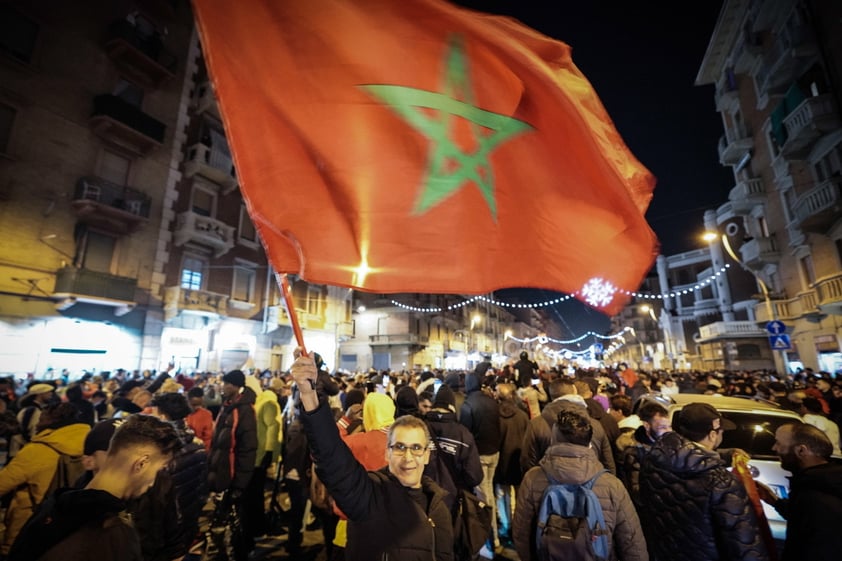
[222,369,246,388]
[433,384,456,413]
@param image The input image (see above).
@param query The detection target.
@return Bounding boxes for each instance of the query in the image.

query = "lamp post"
[702,229,786,374]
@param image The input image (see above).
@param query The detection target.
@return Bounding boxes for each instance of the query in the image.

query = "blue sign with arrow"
[769,334,792,350]
[766,320,787,335]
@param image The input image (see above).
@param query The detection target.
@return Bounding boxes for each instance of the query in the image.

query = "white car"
[632,392,802,542]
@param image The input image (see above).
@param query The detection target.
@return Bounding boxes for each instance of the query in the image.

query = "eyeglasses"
[389,442,428,457]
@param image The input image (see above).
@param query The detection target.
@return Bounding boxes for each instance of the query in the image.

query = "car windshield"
[673,410,800,460]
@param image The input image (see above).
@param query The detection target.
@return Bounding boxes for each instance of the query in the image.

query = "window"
[800,255,816,287]
[98,150,131,185]
[232,260,256,302]
[191,185,216,217]
[307,287,321,315]
[238,205,257,245]
[77,230,116,273]
[181,256,205,290]
[0,102,14,154]
[0,6,38,63]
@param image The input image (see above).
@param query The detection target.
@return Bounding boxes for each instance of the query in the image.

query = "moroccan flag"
[192,0,659,315]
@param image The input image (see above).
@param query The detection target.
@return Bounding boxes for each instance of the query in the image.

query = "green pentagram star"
[361,35,532,219]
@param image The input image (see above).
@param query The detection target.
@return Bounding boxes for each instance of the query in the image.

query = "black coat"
[639,431,769,561]
[459,374,501,456]
[774,461,842,561]
[208,387,257,492]
[302,401,454,561]
[495,399,529,486]
[423,408,483,511]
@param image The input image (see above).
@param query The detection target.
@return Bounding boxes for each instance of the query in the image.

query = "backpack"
[535,470,610,561]
[30,442,86,506]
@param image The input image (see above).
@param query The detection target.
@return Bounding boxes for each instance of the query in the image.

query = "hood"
[541,396,587,427]
[232,386,257,406]
[646,431,723,476]
[498,399,521,419]
[32,423,90,456]
[425,409,457,424]
[465,373,481,394]
[791,462,842,501]
[632,424,656,446]
[363,392,396,431]
[55,488,125,518]
[539,442,603,485]
[245,374,263,396]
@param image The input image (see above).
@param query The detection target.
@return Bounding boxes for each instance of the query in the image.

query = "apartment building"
[697,0,842,374]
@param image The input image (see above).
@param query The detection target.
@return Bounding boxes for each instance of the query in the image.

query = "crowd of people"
[0,354,839,560]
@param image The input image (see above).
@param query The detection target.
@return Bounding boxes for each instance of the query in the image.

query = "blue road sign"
[593,343,604,353]
[766,320,787,335]
[769,334,792,350]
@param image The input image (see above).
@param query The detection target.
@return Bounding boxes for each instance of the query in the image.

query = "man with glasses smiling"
[291,351,454,561]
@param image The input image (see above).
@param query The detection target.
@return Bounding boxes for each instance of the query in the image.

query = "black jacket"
[208,387,257,492]
[495,398,529,486]
[773,461,842,561]
[9,488,141,561]
[423,408,483,511]
[302,401,454,561]
[513,358,537,388]
[459,374,501,456]
[639,431,769,561]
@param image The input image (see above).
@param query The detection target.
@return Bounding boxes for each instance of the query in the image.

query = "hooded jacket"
[513,442,648,561]
[8,488,140,561]
[773,461,842,561]
[617,424,658,507]
[521,395,616,475]
[208,386,258,492]
[254,388,282,465]
[0,422,90,554]
[639,431,769,561]
[303,401,454,561]
[459,373,501,456]
[495,398,529,486]
[423,407,483,511]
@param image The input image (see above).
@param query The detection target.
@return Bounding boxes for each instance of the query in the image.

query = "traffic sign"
[768,334,792,350]
[593,343,604,353]
[766,320,787,335]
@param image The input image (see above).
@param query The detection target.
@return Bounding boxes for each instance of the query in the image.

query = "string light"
[390,265,731,312]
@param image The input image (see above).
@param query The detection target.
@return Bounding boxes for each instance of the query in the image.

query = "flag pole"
[278,273,307,356]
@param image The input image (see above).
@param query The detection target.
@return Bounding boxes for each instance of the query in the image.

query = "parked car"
[632,392,802,542]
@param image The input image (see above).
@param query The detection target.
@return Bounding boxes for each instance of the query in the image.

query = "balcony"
[71,176,151,235]
[728,178,766,214]
[715,201,735,225]
[53,267,137,315]
[755,24,817,96]
[693,298,720,318]
[103,19,176,89]
[370,333,429,347]
[785,221,806,248]
[718,132,753,166]
[755,289,820,322]
[715,74,739,112]
[772,156,791,183]
[695,320,766,342]
[740,234,781,268]
[89,94,165,155]
[192,81,220,119]
[163,286,228,322]
[793,176,842,233]
[816,272,842,315]
[173,211,235,257]
[183,143,238,193]
[781,95,841,158]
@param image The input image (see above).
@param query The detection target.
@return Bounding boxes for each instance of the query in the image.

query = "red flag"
[192,0,658,315]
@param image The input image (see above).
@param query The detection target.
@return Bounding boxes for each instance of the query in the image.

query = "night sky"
[452,0,734,337]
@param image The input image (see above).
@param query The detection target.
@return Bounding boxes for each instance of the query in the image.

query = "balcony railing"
[71,176,150,235]
[781,95,840,158]
[755,24,816,95]
[183,143,237,193]
[369,333,428,346]
[740,234,780,268]
[718,132,753,166]
[90,94,165,155]
[728,177,766,214]
[53,266,137,303]
[816,272,842,315]
[173,211,235,257]
[192,81,220,118]
[163,286,228,321]
[793,176,842,233]
[103,19,177,88]
[697,321,765,341]
[755,289,820,322]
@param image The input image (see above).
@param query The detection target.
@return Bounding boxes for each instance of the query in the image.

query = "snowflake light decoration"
[580,277,617,308]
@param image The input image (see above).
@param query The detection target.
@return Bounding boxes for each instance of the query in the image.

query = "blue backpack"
[535,469,610,561]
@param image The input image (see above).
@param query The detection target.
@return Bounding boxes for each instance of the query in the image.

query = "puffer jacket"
[513,442,648,561]
[639,431,769,561]
[0,422,90,554]
[521,395,616,475]
[459,373,501,455]
[618,424,657,507]
[303,401,454,561]
[773,461,842,561]
[208,387,257,492]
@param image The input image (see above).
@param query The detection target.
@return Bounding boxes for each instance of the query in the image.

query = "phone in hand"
[531,378,541,386]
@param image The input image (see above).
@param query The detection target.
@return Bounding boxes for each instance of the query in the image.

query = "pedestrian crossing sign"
[768,334,791,350]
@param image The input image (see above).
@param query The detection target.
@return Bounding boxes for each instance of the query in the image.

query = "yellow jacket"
[0,422,90,553]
